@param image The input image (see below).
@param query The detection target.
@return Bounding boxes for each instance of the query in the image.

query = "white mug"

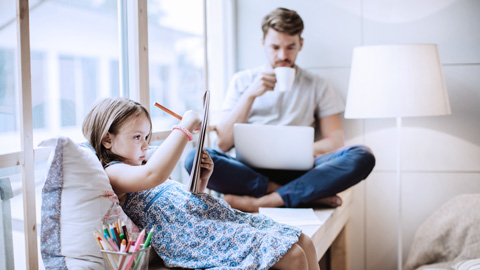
[274,67,296,92]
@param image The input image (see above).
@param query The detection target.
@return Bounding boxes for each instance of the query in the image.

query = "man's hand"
[216,71,276,151]
[198,150,214,193]
[244,71,276,98]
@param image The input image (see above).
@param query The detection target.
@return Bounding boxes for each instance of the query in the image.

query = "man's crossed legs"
[185,145,375,212]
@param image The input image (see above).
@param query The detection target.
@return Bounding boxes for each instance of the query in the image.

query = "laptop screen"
[233,123,314,170]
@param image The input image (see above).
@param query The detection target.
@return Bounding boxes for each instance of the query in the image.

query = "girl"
[82,97,319,270]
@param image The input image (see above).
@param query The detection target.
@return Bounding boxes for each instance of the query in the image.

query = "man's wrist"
[241,89,258,102]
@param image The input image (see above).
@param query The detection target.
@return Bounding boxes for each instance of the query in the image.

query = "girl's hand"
[198,150,213,193]
[180,110,202,132]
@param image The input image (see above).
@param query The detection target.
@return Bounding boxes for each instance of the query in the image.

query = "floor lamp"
[344,44,451,270]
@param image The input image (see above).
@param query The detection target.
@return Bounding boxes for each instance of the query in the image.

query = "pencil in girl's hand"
[153,102,182,120]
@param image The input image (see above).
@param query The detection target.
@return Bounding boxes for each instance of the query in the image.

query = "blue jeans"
[184,145,375,207]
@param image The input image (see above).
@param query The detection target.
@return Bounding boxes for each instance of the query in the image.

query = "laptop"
[233,123,314,170]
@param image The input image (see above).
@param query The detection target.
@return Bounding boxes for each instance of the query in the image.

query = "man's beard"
[274,60,294,67]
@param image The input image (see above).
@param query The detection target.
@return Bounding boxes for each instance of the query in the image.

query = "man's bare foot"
[223,192,285,212]
[299,195,343,208]
[222,194,261,212]
[266,181,283,193]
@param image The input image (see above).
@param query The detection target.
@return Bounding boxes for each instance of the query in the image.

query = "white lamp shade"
[345,44,451,119]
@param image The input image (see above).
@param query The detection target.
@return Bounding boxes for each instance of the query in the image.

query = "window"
[0,49,19,154]
[0,0,233,268]
[31,51,47,129]
[58,56,100,127]
[30,0,120,145]
[1,0,121,268]
[147,0,205,132]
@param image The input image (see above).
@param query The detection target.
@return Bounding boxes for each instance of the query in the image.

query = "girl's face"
[107,113,151,166]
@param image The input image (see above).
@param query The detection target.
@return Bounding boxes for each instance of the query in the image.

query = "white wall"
[233,0,480,269]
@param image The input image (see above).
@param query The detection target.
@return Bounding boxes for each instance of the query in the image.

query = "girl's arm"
[106,110,202,193]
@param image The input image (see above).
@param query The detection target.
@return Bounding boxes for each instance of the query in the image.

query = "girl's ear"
[102,132,113,149]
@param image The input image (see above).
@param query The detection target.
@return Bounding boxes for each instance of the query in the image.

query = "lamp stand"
[344,44,451,270]
[396,117,403,270]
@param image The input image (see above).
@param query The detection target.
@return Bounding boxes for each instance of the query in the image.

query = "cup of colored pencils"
[94,227,155,270]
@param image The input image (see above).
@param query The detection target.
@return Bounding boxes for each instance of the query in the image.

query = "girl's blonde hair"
[82,97,152,167]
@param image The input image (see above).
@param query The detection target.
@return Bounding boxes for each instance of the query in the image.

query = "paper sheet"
[259,207,334,237]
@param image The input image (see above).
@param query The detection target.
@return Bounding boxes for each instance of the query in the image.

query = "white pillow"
[40,137,137,269]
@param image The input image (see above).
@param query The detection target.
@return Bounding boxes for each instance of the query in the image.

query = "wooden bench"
[314,188,352,270]
[150,188,352,269]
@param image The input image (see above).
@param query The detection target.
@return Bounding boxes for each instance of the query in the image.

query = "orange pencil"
[153,102,182,120]
[115,221,121,235]
[125,237,133,253]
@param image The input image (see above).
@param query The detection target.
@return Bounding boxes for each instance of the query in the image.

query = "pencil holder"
[101,246,151,270]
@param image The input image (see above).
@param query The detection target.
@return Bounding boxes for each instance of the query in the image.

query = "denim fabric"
[185,145,375,207]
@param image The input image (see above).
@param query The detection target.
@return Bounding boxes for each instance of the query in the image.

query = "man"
[185,7,375,212]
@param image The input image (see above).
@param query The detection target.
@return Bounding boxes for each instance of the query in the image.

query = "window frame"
[15,0,38,269]
[1,0,236,268]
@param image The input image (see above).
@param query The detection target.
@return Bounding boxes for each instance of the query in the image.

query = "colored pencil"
[153,102,182,120]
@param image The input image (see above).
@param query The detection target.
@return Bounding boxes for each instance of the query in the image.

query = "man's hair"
[261,7,304,38]
[82,97,152,167]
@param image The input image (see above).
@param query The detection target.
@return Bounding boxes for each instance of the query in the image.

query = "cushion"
[404,194,480,270]
[40,137,138,269]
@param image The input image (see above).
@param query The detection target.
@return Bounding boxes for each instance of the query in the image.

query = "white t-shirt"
[222,66,345,138]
